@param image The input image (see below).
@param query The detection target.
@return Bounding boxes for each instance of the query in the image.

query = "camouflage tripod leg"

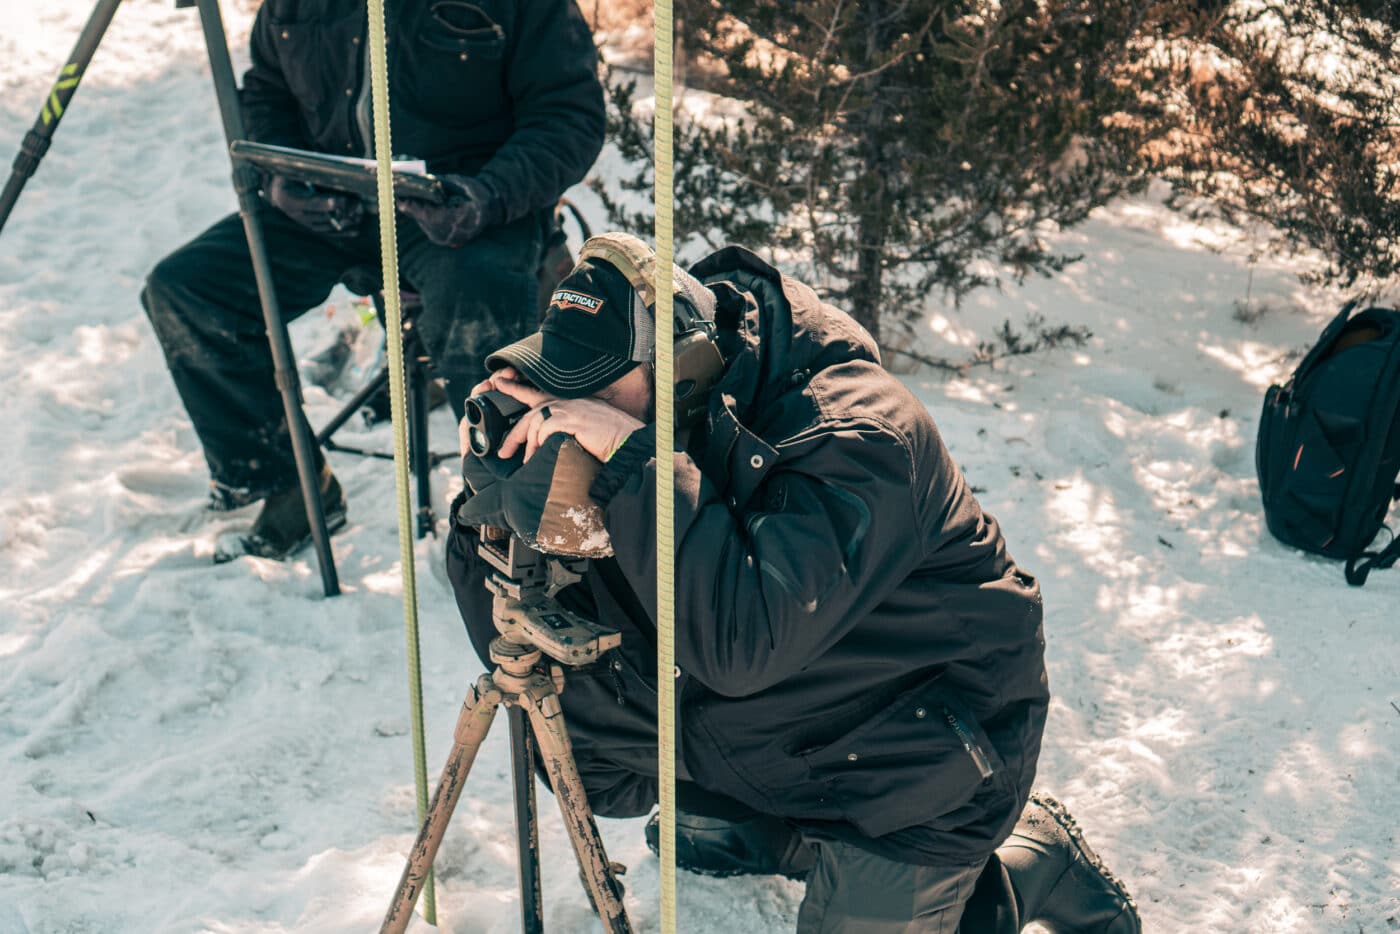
[521,677,632,933]
[380,641,631,933]
[380,673,500,934]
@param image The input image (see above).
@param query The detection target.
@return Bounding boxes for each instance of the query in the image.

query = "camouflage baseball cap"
[486,257,653,398]
[486,233,715,398]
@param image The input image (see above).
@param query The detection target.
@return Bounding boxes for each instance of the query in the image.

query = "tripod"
[1,0,339,595]
[381,531,632,934]
[316,285,455,539]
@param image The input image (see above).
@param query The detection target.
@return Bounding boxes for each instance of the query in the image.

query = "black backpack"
[1256,301,1400,585]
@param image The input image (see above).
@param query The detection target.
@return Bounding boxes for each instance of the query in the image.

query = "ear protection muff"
[578,233,725,428]
[670,309,725,428]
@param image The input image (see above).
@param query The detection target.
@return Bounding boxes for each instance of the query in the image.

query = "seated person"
[141,0,604,559]
[447,232,1141,932]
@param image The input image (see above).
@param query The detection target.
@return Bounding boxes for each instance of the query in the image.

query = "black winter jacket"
[241,0,605,224]
[447,247,1049,866]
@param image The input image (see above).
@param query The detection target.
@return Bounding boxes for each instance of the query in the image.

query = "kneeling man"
[447,232,1139,933]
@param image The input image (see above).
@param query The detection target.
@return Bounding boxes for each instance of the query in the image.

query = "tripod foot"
[580,861,628,917]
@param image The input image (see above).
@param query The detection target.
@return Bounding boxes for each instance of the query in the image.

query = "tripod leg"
[317,366,390,447]
[508,706,544,934]
[0,0,123,235]
[191,0,340,597]
[406,335,434,538]
[380,675,501,934]
[524,687,632,934]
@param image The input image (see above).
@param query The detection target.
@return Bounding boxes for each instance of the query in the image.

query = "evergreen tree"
[598,2,1400,348]
[599,1,1178,346]
[1154,2,1400,292]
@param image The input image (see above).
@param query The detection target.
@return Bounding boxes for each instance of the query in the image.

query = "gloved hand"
[263,175,364,236]
[457,433,613,557]
[397,174,500,248]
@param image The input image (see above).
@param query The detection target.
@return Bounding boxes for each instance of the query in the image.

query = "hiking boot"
[997,792,1141,934]
[216,465,347,562]
[644,808,815,880]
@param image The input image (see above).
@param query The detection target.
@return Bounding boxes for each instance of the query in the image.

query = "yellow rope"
[653,0,677,929]
[365,0,436,924]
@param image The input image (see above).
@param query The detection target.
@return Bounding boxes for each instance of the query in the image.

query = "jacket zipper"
[608,654,626,706]
[943,707,994,780]
[611,651,659,699]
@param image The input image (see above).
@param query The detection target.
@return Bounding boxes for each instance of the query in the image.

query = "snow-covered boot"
[216,465,346,562]
[997,792,1141,934]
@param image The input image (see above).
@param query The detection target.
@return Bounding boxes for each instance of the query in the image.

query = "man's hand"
[470,367,643,463]
[398,175,500,248]
[263,175,363,236]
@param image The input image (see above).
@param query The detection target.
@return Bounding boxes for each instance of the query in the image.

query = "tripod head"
[478,527,620,666]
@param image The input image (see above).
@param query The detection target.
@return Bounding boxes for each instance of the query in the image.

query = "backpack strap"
[1345,529,1400,586]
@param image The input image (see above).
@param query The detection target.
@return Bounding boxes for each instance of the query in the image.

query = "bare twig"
[884,346,966,374]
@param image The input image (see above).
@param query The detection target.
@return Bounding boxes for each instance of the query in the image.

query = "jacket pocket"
[419,1,508,59]
[799,673,1005,838]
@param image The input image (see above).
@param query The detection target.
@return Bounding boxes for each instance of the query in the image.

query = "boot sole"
[214,506,348,564]
[1029,792,1141,930]
[276,506,349,560]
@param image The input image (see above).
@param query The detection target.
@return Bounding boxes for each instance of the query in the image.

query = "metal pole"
[653,0,678,928]
[0,0,124,235]
[508,706,544,934]
[363,0,437,920]
[187,0,340,597]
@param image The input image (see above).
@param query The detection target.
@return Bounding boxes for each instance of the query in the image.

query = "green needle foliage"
[600,0,1175,346]
[597,1,1400,350]
[1155,2,1400,294]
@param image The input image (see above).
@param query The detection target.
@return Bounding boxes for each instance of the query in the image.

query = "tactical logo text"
[551,290,604,315]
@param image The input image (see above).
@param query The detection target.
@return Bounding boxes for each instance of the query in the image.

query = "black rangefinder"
[464,390,530,457]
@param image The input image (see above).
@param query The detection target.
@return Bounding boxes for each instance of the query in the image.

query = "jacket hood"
[689,246,881,417]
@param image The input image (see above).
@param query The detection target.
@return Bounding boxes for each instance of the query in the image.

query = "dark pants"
[796,842,986,934]
[141,207,545,499]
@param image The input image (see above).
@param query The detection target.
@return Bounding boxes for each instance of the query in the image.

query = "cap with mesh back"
[486,237,715,398]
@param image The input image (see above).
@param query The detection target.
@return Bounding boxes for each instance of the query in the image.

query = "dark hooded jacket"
[241,0,604,224]
[447,247,1049,866]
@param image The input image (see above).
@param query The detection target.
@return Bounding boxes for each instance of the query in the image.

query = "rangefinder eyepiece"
[464,390,530,457]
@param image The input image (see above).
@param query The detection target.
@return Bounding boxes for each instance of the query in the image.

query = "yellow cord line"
[365,0,437,924]
[653,0,678,929]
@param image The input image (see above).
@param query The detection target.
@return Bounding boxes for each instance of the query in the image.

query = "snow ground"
[1,2,1397,932]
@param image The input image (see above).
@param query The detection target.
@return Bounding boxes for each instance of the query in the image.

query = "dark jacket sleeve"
[476,0,605,222]
[240,3,310,148]
[593,423,928,698]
